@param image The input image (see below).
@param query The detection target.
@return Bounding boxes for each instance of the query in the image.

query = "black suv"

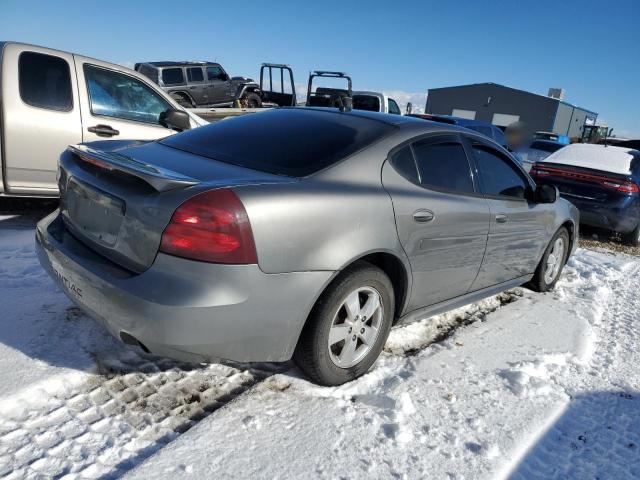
[135,61,262,108]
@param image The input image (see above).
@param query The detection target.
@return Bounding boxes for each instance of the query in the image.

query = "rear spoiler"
[69,144,200,192]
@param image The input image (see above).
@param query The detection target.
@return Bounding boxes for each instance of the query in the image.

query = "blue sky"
[1,0,638,136]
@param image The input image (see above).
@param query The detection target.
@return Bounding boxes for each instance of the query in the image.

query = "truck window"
[388,99,401,115]
[162,67,185,85]
[19,51,73,111]
[84,65,171,124]
[187,67,204,83]
[352,95,380,112]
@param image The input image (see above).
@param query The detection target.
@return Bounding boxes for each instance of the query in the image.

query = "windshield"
[161,109,396,177]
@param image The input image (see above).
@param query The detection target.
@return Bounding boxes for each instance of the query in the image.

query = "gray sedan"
[36,108,579,385]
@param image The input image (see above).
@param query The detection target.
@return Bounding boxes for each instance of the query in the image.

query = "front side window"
[19,51,73,111]
[412,140,475,194]
[161,67,185,85]
[187,67,204,83]
[472,144,527,199]
[84,65,171,124]
[206,66,224,81]
[388,99,401,115]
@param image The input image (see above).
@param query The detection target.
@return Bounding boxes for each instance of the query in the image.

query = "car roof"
[141,61,218,68]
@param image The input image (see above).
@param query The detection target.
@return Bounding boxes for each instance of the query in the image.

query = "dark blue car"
[530,143,640,245]
[408,114,507,148]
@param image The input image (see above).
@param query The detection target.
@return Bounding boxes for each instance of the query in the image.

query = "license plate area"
[66,178,125,247]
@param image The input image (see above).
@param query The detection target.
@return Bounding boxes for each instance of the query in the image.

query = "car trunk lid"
[530,162,639,203]
[58,141,294,273]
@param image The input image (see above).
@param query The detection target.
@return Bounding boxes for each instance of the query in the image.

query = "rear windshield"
[353,95,381,112]
[530,141,565,153]
[160,109,395,176]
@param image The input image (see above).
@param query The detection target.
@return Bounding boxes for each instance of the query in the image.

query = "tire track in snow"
[511,259,640,479]
[0,349,284,479]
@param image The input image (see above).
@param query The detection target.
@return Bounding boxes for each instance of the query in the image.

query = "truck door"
[1,44,82,194]
[74,56,182,143]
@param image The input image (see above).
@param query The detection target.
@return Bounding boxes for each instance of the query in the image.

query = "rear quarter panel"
[235,138,408,275]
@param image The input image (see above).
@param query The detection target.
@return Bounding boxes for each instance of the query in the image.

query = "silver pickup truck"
[0,42,206,197]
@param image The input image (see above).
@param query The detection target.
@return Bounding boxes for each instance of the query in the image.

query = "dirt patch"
[579,227,640,257]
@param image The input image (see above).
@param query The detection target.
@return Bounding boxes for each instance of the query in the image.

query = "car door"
[1,44,82,194]
[75,57,180,142]
[185,66,207,105]
[382,134,491,311]
[206,65,234,104]
[464,136,549,289]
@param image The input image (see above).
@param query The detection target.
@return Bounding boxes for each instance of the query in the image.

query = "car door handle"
[413,209,435,223]
[495,213,508,223]
[87,125,119,137]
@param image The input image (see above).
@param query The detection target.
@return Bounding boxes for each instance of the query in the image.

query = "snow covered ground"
[0,205,638,479]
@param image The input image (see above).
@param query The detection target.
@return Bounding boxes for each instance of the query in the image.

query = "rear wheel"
[621,223,640,246]
[293,261,394,386]
[241,92,262,108]
[527,227,570,292]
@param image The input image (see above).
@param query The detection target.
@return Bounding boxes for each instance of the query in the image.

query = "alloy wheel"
[544,237,565,284]
[327,287,383,368]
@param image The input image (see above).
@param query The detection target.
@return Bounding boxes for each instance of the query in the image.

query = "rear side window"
[161,109,395,177]
[472,145,527,199]
[412,141,475,194]
[187,67,204,82]
[162,67,185,85]
[391,146,418,183]
[138,65,159,84]
[19,51,73,111]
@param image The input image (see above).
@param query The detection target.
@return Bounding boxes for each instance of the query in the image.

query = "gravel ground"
[579,226,640,257]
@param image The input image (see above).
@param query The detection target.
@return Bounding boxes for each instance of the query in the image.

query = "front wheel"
[241,92,262,108]
[293,261,394,386]
[527,227,570,292]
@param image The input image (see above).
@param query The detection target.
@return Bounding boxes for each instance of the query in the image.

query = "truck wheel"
[171,93,193,108]
[242,92,262,108]
[526,227,570,292]
[293,261,394,386]
[622,223,640,247]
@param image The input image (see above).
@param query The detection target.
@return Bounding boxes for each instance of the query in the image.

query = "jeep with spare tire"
[135,61,262,108]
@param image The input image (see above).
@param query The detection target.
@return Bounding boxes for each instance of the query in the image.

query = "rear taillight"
[159,188,257,264]
[531,164,639,194]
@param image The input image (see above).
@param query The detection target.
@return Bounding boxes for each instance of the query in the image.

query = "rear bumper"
[36,211,333,363]
[561,194,640,233]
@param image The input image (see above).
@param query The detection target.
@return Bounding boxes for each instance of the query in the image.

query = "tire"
[526,227,570,292]
[621,223,640,247]
[171,93,193,108]
[293,261,394,386]
[241,92,262,108]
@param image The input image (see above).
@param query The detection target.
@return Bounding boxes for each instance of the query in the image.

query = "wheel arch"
[169,90,194,106]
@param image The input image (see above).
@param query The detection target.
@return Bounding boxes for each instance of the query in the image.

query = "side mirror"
[160,108,191,132]
[534,184,558,203]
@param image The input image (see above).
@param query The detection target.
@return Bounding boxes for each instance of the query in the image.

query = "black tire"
[621,223,640,247]
[171,93,193,108]
[242,92,262,108]
[526,227,570,292]
[293,261,394,386]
